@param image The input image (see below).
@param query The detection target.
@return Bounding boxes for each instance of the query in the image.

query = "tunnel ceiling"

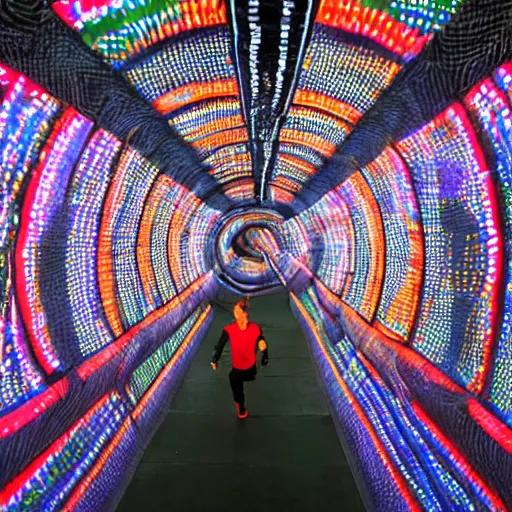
[0,0,512,511]
[3,0,500,209]
[44,0,508,212]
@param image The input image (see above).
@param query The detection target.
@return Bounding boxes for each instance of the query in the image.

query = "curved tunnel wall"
[0,0,511,511]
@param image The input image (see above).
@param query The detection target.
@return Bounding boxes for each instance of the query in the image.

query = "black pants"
[229,365,257,412]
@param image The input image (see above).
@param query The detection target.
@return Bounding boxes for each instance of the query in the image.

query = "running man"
[211,299,269,419]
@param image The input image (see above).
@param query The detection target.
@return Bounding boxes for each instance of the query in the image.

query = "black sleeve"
[257,327,269,366]
[212,329,229,364]
[256,326,265,343]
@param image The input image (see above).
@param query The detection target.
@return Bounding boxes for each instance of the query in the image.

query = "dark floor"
[117,293,364,511]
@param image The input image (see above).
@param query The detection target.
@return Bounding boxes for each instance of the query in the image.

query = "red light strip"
[339,172,385,322]
[0,64,47,97]
[269,185,295,204]
[279,154,317,177]
[468,399,512,455]
[0,392,113,505]
[448,103,505,395]
[315,0,430,57]
[154,78,239,115]
[15,108,80,375]
[191,127,248,153]
[412,402,507,511]
[293,89,362,125]
[224,180,255,200]
[356,349,389,392]
[186,114,245,141]
[97,149,125,337]
[280,129,337,157]
[372,318,403,342]
[0,378,68,439]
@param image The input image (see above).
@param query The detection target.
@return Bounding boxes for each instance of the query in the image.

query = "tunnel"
[0,0,511,510]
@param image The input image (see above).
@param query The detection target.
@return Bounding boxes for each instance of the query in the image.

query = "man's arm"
[211,329,229,370]
[257,327,269,367]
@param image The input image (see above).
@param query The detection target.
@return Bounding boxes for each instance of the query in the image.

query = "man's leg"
[229,368,247,417]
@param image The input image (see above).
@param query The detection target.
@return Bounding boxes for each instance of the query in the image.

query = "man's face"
[234,305,249,329]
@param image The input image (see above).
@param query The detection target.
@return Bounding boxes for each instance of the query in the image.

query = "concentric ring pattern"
[0,0,511,511]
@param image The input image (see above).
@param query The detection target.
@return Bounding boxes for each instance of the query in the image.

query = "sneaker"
[235,402,249,419]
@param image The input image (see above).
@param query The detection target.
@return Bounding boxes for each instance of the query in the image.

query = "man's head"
[233,299,249,330]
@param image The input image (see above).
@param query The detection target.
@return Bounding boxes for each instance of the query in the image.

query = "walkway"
[117,293,364,511]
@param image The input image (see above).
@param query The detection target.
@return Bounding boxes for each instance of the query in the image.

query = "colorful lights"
[0,65,59,412]
[396,105,503,391]
[0,1,511,511]
[0,392,127,512]
[338,172,385,322]
[388,0,463,34]
[100,148,159,330]
[361,147,423,341]
[315,0,431,55]
[122,22,250,200]
[0,57,223,510]
[298,25,402,119]
[464,75,512,420]
[126,31,235,103]
[15,108,93,374]
[66,130,122,357]
[53,0,228,64]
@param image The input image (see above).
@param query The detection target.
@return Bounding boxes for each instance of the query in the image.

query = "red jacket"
[212,322,267,370]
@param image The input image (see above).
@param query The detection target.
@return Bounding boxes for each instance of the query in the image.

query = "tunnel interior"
[0,0,512,511]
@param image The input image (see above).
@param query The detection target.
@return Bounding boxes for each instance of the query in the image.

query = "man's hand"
[261,355,269,367]
[258,340,267,352]
[211,362,217,371]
